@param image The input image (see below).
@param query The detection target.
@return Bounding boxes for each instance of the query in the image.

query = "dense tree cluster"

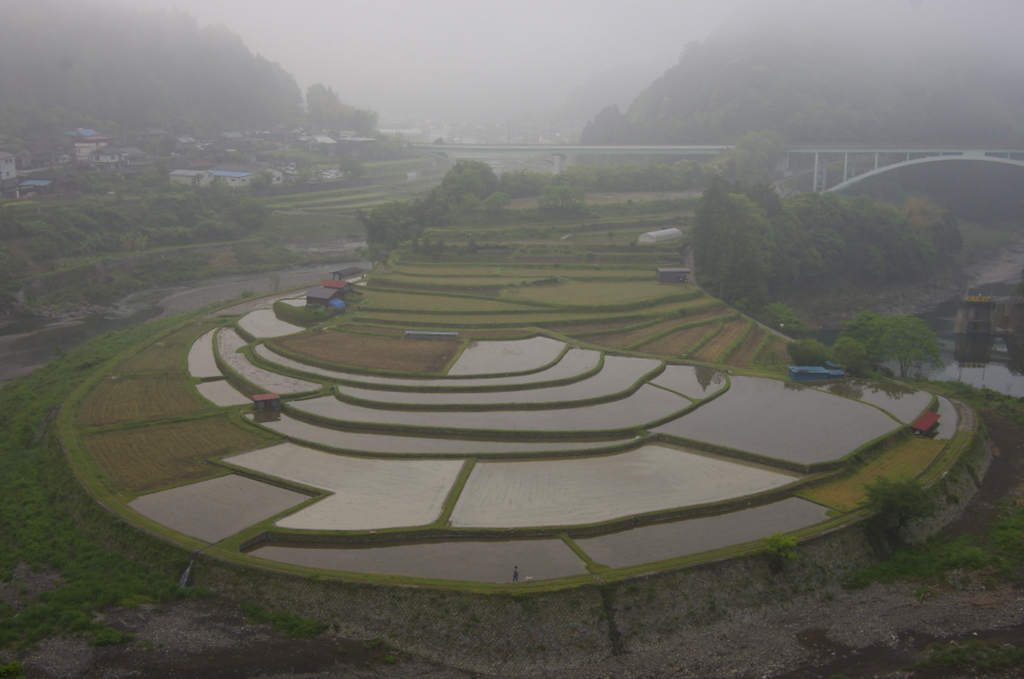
[692,177,962,309]
[305,84,378,137]
[0,182,268,289]
[0,1,303,136]
[581,32,1024,145]
[360,159,711,249]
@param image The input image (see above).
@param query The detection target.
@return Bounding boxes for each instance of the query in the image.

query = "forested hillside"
[0,0,303,136]
[582,30,1024,145]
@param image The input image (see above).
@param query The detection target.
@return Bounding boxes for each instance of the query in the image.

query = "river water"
[0,260,369,385]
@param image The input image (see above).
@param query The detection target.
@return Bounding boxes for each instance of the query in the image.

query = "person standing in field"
[512,566,518,582]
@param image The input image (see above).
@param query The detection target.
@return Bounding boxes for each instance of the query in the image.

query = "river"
[0,260,369,385]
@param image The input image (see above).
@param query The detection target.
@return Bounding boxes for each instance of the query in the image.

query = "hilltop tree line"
[360,159,712,249]
[582,31,1024,145]
[0,0,304,136]
[692,177,962,310]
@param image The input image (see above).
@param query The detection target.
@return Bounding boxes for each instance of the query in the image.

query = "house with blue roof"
[788,365,847,382]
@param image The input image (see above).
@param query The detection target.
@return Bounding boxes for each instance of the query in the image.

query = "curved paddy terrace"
[63,283,971,588]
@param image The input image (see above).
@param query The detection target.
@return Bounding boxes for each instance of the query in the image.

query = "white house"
[0,151,16,182]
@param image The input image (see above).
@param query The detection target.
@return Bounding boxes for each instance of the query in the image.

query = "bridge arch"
[828,153,1024,192]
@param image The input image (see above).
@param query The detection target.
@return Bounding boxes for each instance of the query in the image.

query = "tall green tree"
[840,311,942,378]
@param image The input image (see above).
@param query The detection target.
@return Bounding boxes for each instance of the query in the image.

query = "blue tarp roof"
[328,298,346,308]
[209,170,253,178]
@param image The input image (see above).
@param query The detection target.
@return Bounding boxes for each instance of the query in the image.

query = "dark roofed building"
[306,285,349,309]
[656,267,691,283]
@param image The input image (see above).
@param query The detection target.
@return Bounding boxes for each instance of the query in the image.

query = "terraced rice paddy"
[226,443,464,530]
[271,331,459,373]
[188,329,222,378]
[724,328,769,368]
[256,343,602,389]
[78,375,209,427]
[690,319,750,363]
[249,539,586,582]
[448,337,566,375]
[576,498,830,569]
[237,309,304,338]
[217,328,321,394]
[82,417,271,494]
[504,281,692,306]
[821,380,932,423]
[655,376,902,466]
[448,445,801,528]
[293,383,689,434]
[581,319,687,349]
[246,413,638,456]
[641,324,720,357]
[935,397,958,439]
[336,356,661,407]
[196,380,251,407]
[129,475,309,542]
[116,343,186,373]
[651,365,727,399]
[361,289,540,313]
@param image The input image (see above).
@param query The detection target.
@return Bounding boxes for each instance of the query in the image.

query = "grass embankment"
[798,436,947,511]
[0,318,204,649]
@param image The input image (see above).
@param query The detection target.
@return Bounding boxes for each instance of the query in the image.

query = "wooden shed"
[252,393,281,411]
[656,267,691,283]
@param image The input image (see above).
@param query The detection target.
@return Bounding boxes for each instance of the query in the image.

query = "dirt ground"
[7,411,1024,679]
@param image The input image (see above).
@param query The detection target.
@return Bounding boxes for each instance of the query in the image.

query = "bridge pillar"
[813,152,827,192]
[550,153,566,174]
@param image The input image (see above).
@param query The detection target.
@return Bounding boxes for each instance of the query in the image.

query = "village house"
[169,169,213,187]
[65,128,112,162]
[0,151,17,198]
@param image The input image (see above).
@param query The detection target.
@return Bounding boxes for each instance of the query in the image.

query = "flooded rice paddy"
[217,328,320,394]
[187,329,221,378]
[128,474,308,543]
[820,380,932,423]
[226,443,463,530]
[447,337,567,375]
[236,309,304,338]
[195,379,251,407]
[256,343,602,389]
[576,498,830,569]
[655,376,902,465]
[246,413,639,456]
[935,396,958,439]
[249,538,586,582]
[650,364,727,399]
[448,445,801,528]
[335,356,662,407]
[293,383,689,433]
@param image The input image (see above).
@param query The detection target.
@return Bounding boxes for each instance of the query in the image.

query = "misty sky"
[117,0,1024,124]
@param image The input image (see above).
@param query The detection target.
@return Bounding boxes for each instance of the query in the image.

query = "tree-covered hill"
[0,0,303,137]
[581,29,1024,146]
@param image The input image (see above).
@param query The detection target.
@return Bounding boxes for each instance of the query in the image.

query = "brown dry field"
[78,375,210,428]
[691,320,749,363]
[508,190,699,209]
[582,318,686,350]
[272,331,460,373]
[83,417,272,494]
[725,328,769,369]
[116,344,187,374]
[543,319,641,336]
[640,324,717,358]
[755,336,791,366]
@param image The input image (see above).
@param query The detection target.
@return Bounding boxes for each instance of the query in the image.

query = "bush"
[786,338,829,366]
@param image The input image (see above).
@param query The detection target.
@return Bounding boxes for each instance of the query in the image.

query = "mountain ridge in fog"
[581,17,1024,146]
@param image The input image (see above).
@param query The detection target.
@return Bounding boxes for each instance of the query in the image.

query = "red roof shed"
[909,411,941,434]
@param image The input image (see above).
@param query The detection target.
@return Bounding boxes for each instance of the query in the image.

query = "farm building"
[656,267,691,283]
[909,411,941,436]
[251,393,281,411]
[332,266,363,280]
[788,366,847,382]
[305,285,349,309]
[638,228,683,244]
